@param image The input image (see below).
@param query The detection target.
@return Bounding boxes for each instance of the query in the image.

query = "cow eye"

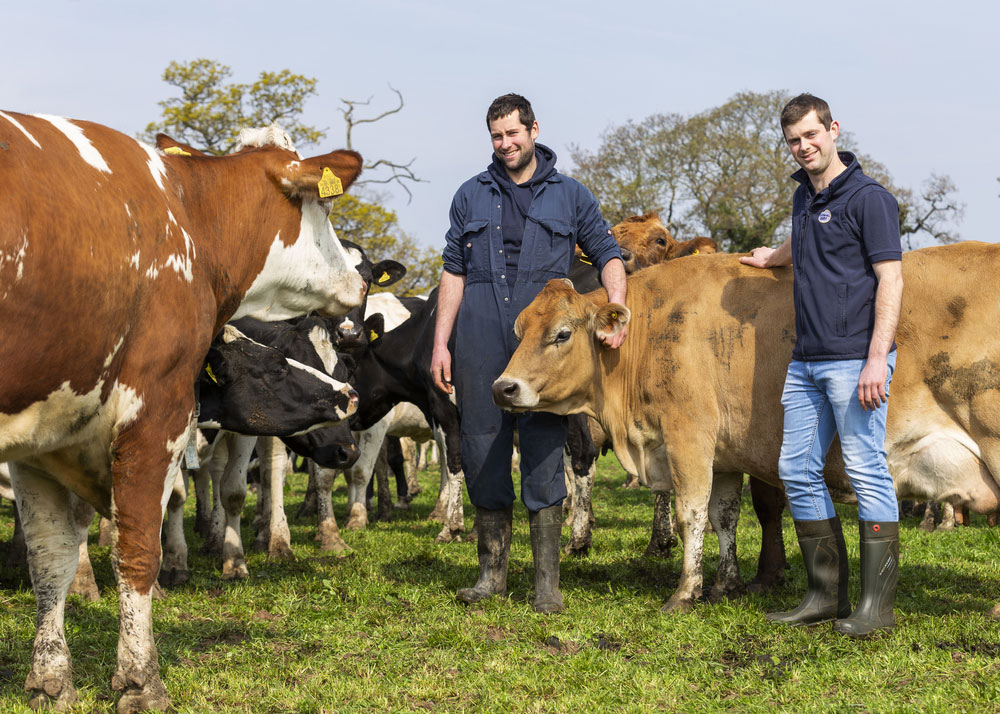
[553,329,571,344]
[656,238,666,246]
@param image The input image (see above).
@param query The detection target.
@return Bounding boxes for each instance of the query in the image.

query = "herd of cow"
[1,111,998,713]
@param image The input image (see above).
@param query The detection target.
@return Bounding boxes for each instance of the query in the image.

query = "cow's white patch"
[0,110,42,149]
[0,231,29,284]
[137,142,167,191]
[103,337,125,371]
[235,123,301,157]
[162,418,191,514]
[285,357,345,390]
[233,200,365,321]
[365,293,413,331]
[307,325,339,375]
[0,380,104,462]
[129,251,141,270]
[34,114,111,174]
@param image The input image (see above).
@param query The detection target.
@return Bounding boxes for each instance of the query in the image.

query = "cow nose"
[620,247,634,262]
[492,378,520,405]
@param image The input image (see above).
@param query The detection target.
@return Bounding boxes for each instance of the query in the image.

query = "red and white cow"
[0,111,365,712]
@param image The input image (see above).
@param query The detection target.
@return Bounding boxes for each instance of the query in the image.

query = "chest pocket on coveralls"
[461,219,490,268]
[534,217,576,270]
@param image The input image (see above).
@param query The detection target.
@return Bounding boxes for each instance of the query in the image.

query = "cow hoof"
[318,536,351,555]
[990,602,1000,621]
[427,503,447,523]
[660,596,695,614]
[27,677,78,712]
[267,541,295,561]
[393,499,410,510]
[434,527,464,543]
[345,503,368,530]
[709,582,745,603]
[564,540,591,557]
[158,569,191,588]
[116,683,171,714]
[68,579,100,602]
[151,582,167,601]
[643,541,674,559]
[935,521,955,532]
[746,575,785,594]
[221,561,250,580]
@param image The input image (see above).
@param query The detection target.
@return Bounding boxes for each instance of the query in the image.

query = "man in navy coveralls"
[741,94,904,637]
[430,94,627,613]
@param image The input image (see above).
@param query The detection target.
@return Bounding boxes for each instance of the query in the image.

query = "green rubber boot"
[456,506,513,604]
[834,521,899,638]
[767,516,850,625]
[529,505,565,614]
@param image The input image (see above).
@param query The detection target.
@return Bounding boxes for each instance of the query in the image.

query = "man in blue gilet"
[430,94,627,613]
[741,93,904,637]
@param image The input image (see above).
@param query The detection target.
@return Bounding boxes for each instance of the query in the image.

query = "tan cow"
[494,243,1000,615]
[0,112,366,712]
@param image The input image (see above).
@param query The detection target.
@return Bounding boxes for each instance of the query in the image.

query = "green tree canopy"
[570,90,963,252]
[140,59,324,155]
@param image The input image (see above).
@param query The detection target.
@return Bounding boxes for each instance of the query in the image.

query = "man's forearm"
[434,270,466,348]
[868,260,903,360]
[600,257,627,304]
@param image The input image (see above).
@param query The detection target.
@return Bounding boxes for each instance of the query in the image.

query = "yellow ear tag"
[318,167,343,198]
[378,271,391,284]
[205,363,218,384]
[611,311,618,320]
[692,249,699,255]
[164,146,191,156]
[369,330,379,342]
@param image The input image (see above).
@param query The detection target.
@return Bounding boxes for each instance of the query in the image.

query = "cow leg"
[218,435,255,580]
[428,428,450,524]
[345,424,388,530]
[747,478,788,593]
[202,436,230,556]
[707,471,744,602]
[7,498,28,569]
[387,436,410,509]
[160,469,190,587]
[564,415,597,556]
[918,501,936,532]
[252,455,272,552]
[644,491,677,558]
[434,424,466,543]
[11,462,85,710]
[191,459,214,539]
[374,442,394,522]
[660,453,713,613]
[936,501,956,531]
[312,463,350,553]
[296,462,320,519]
[98,515,113,546]
[401,436,422,500]
[258,437,294,560]
[68,501,100,601]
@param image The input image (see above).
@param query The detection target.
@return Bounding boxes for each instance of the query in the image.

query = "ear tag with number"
[318,167,343,198]
[164,146,191,156]
[378,271,391,284]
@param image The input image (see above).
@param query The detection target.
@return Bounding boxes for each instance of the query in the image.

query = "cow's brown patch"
[925,353,1000,399]
[947,297,967,327]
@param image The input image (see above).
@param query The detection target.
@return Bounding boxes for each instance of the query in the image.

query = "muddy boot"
[529,505,565,614]
[456,506,512,604]
[834,521,898,638]
[767,516,850,625]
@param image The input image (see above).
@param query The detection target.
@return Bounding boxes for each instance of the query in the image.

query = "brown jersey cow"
[0,111,366,712]
[494,243,1000,615]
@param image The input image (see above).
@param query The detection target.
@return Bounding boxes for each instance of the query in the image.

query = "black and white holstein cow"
[0,111,365,712]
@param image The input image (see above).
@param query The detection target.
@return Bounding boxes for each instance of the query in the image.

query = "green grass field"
[2,456,999,713]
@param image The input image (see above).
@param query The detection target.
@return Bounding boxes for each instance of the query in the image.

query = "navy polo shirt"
[790,152,902,361]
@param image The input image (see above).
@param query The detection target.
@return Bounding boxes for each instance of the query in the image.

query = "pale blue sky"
[2,0,995,253]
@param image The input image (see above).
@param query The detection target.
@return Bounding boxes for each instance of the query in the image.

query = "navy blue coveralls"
[441,144,621,512]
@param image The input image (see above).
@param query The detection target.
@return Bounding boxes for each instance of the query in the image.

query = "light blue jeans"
[778,353,898,522]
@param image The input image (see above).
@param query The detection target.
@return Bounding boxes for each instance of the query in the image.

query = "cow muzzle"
[491,377,539,410]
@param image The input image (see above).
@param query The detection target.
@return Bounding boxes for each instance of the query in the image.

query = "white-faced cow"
[0,111,366,712]
[494,244,1000,617]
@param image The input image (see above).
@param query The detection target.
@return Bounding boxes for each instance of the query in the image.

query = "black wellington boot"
[529,505,565,614]
[834,520,899,638]
[456,506,513,604]
[766,516,851,625]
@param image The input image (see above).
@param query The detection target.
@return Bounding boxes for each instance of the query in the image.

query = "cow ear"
[278,150,363,200]
[201,347,227,387]
[155,134,209,157]
[363,313,385,347]
[593,303,630,342]
[371,260,407,288]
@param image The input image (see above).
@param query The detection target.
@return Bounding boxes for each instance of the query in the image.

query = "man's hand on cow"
[857,358,889,410]
[739,246,776,268]
[430,345,453,394]
[600,325,628,349]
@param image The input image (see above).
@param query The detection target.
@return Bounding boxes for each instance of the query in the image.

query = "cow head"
[613,213,678,269]
[333,240,407,349]
[492,279,629,415]
[198,326,358,436]
[669,236,719,259]
[155,130,368,322]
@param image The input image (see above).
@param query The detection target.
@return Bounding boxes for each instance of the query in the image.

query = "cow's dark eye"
[554,329,571,344]
[656,238,666,246]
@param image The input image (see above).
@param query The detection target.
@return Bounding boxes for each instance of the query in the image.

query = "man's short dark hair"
[487,94,535,130]
[780,93,833,131]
